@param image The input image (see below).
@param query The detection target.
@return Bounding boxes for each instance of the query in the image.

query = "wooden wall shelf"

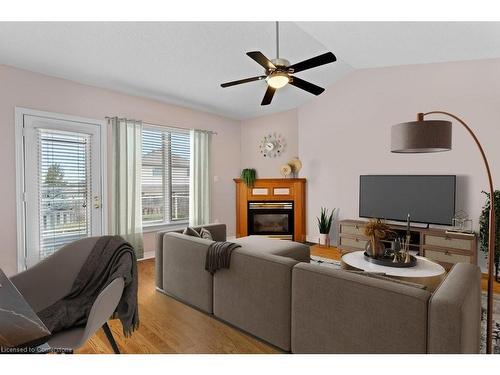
[234,178,306,242]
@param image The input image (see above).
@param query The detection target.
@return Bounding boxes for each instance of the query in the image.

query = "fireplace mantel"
[234,178,306,242]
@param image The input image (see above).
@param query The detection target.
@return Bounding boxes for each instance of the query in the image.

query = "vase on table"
[365,237,385,258]
[319,233,330,247]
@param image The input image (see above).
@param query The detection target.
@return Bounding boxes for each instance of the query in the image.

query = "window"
[141,126,190,226]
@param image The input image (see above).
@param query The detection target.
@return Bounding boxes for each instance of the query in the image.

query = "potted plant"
[479,190,500,281]
[240,168,256,187]
[364,218,391,258]
[317,207,335,246]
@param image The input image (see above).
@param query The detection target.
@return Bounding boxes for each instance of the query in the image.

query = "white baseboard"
[139,250,155,261]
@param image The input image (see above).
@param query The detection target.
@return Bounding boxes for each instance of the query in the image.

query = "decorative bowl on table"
[363,251,417,268]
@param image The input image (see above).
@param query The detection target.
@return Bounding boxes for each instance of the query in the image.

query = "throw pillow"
[200,227,213,241]
[183,227,201,238]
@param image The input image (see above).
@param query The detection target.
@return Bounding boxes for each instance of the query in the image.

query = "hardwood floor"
[311,244,500,294]
[77,259,279,354]
[310,244,342,261]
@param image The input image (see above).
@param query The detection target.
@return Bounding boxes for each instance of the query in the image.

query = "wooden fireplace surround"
[234,178,306,242]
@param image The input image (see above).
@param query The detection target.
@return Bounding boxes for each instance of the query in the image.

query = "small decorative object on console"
[448,210,474,234]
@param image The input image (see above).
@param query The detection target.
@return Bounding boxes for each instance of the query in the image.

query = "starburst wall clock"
[259,133,286,158]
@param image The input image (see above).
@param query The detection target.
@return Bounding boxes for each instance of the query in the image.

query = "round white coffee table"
[341,251,446,291]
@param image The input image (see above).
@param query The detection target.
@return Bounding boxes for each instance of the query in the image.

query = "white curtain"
[109,117,144,258]
[189,129,212,226]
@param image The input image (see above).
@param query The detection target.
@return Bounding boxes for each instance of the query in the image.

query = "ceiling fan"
[221,22,337,106]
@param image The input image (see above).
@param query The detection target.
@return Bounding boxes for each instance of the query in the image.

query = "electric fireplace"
[247,201,294,240]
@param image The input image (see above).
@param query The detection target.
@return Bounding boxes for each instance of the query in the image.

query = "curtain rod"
[106,117,218,135]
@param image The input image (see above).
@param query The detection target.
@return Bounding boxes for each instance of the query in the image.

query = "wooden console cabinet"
[338,219,477,270]
[234,178,306,242]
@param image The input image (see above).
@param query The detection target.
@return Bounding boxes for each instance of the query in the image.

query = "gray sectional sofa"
[156,223,481,353]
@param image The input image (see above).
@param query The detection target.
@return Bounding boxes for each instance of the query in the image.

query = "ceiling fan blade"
[287,52,336,73]
[289,76,325,95]
[221,76,266,88]
[261,86,276,106]
[247,51,276,70]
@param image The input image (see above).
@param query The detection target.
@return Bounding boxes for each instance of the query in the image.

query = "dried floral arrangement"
[364,219,391,258]
[364,218,391,240]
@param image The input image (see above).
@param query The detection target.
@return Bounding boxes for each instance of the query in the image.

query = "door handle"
[93,195,101,209]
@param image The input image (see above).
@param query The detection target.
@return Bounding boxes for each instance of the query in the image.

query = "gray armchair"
[10,237,124,353]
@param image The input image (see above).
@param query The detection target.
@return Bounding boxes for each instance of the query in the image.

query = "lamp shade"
[391,120,452,153]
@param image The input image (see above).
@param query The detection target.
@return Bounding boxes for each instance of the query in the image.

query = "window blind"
[37,129,92,259]
[141,126,190,225]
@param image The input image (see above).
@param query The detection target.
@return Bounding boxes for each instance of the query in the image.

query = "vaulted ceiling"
[0,22,499,119]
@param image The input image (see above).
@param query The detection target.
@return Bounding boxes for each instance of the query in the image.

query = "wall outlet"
[213,175,219,182]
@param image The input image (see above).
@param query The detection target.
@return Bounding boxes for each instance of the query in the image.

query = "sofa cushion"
[161,232,214,313]
[291,262,431,353]
[213,249,300,351]
[233,236,310,262]
[155,223,226,290]
[183,227,201,238]
[200,227,213,241]
[428,263,481,353]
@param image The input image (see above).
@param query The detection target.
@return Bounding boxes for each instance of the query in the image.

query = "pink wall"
[0,64,241,276]
[299,58,500,269]
[240,109,299,178]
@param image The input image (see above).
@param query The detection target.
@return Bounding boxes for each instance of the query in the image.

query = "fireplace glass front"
[247,201,294,240]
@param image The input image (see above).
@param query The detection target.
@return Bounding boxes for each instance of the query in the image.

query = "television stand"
[337,219,477,271]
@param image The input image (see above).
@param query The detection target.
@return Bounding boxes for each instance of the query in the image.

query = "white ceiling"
[297,22,500,68]
[0,22,499,120]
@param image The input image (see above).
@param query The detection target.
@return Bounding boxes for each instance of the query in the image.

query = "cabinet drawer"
[339,236,367,250]
[340,223,365,237]
[424,235,472,251]
[424,249,471,264]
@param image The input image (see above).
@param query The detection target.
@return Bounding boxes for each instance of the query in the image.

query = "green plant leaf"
[317,207,336,234]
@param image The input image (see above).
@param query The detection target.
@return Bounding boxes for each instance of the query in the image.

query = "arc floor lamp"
[391,111,495,354]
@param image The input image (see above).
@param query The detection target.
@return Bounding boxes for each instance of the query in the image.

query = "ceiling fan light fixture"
[266,72,289,89]
[220,22,337,105]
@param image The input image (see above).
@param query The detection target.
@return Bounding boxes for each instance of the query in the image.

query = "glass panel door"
[23,115,103,268]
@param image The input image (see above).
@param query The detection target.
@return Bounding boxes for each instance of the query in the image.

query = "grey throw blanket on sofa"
[38,236,139,337]
[205,241,241,274]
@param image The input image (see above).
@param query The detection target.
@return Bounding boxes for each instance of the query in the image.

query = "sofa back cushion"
[155,223,226,289]
[233,236,310,262]
[213,248,301,351]
[291,262,431,353]
[161,232,214,313]
[428,263,481,353]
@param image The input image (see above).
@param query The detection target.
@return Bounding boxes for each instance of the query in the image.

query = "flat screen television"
[359,175,456,225]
